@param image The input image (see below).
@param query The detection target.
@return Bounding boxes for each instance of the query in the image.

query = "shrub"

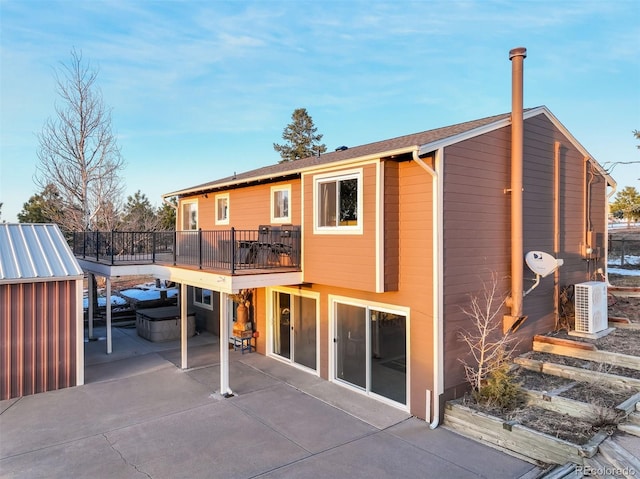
[473,362,522,410]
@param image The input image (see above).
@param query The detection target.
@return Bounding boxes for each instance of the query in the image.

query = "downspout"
[604,184,617,283]
[413,148,443,429]
[504,47,527,333]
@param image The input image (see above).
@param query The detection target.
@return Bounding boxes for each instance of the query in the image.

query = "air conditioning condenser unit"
[574,281,608,335]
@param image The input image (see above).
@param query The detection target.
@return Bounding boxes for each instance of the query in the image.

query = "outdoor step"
[617,423,640,438]
[583,456,625,479]
[599,438,640,476]
[636,401,640,412]
[627,411,640,426]
[538,462,579,479]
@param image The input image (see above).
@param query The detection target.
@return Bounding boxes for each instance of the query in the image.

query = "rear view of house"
[71,48,614,422]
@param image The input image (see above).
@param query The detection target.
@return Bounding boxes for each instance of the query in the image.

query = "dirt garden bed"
[545,328,640,355]
[525,351,640,381]
[608,293,640,322]
[446,296,640,465]
[462,399,614,445]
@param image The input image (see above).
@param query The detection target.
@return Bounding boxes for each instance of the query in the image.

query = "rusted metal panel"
[0,280,78,400]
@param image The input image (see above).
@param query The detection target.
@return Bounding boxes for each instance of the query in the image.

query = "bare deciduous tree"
[458,274,519,395]
[35,48,125,232]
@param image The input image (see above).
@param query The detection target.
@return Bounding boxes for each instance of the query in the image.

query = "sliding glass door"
[334,302,407,405]
[272,291,317,371]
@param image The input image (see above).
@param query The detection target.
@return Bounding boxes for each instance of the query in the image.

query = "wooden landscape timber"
[515,355,640,390]
[609,316,640,330]
[444,402,607,465]
[532,335,640,371]
[521,389,608,419]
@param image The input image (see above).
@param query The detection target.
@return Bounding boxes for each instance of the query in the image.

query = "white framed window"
[194,287,213,310]
[215,193,229,225]
[271,185,291,223]
[314,170,362,234]
[181,200,198,230]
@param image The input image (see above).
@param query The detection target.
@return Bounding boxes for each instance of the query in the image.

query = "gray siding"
[442,115,609,397]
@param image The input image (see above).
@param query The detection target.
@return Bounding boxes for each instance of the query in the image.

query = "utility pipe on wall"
[553,141,561,328]
[505,47,527,333]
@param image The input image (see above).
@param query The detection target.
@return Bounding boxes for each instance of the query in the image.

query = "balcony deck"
[72,227,301,276]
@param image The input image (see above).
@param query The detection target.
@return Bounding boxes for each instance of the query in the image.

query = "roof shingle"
[165,111,514,196]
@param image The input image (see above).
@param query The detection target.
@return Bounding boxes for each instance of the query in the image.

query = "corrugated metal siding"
[1,280,78,400]
[0,223,83,282]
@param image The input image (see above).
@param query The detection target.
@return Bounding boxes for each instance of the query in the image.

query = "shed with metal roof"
[0,223,84,399]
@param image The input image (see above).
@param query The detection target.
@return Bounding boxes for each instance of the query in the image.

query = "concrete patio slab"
[232,382,377,453]
[0,327,542,479]
[105,400,310,479]
[1,365,215,458]
[256,429,486,479]
[387,417,538,479]
[0,434,144,479]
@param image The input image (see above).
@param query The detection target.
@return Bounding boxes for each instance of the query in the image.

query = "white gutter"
[412,148,443,429]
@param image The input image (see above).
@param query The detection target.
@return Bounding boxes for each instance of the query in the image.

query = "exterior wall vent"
[574,281,608,334]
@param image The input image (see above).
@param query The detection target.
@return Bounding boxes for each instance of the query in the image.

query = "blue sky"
[1,0,639,222]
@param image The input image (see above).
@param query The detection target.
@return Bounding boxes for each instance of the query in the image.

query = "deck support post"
[220,292,232,397]
[87,272,94,340]
[180,282,188,369]
[106,276,112,354]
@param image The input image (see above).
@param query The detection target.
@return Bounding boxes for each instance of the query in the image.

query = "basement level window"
[194,287,213,310]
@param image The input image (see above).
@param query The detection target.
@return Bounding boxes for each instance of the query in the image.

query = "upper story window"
[194,287,213,310]
[215,193,229,225]
[271,185,291,223]
[314,170,362,234]
[182,200,198,230]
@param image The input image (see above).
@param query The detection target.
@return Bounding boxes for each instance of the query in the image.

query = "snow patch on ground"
[608,254,640,267]
[119,288,178,301]
[82,296,127,309]
[608,267,640,277]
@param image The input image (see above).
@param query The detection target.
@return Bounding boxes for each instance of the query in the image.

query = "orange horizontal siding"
[179,180,302,231]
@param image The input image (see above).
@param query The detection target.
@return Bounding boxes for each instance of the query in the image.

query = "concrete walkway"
[1,326,542,478]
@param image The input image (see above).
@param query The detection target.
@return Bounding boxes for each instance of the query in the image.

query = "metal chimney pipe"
[506,47,527,331]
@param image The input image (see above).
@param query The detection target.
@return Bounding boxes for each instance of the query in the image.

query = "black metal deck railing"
[71,226,301,274]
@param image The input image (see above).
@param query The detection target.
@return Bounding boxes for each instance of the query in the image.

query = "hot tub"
[136,306,195,342]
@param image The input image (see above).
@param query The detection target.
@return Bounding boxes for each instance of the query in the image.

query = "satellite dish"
[525,251,564,278]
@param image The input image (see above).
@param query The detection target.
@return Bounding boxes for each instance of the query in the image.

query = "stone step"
[617,422,640,438]
[599,439,640,476]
